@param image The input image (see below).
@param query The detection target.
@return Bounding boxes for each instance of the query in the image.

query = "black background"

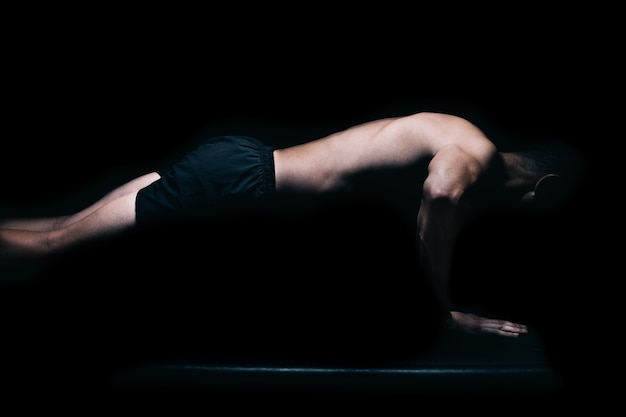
[0,3,616,409]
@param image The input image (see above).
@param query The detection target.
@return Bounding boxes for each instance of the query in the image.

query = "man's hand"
[448,311,528,337]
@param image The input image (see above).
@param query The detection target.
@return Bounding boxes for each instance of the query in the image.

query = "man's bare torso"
[273,112,497,198]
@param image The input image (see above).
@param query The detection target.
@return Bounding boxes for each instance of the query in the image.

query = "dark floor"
[111,322,561,395]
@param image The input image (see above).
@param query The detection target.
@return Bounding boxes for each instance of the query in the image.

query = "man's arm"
[417,144,528,337]
[417,144,474,316]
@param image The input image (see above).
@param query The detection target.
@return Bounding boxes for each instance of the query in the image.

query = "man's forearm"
[417,198,459,317]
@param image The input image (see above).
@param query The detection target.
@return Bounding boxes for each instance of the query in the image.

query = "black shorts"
[135,135,276,227]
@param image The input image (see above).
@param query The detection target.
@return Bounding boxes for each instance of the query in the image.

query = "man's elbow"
[423,180,463,206]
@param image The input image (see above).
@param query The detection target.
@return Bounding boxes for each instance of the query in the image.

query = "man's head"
[508,139,585,210]
[520,173,562,206]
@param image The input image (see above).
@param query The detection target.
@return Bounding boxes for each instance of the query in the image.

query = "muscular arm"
[417,144,479,315]
[417,141,528,337]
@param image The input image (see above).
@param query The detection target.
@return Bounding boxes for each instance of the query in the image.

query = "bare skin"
[0,173,160,256]
[274,112,528,337]
[1,112,534,337]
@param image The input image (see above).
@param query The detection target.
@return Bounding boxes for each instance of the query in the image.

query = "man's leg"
[0,172,160,257]
[0,173,160,232]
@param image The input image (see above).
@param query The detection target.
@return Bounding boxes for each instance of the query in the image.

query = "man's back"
[273,112,498,198]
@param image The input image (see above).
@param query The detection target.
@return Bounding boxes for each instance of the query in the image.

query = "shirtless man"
[0,111,582,337]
